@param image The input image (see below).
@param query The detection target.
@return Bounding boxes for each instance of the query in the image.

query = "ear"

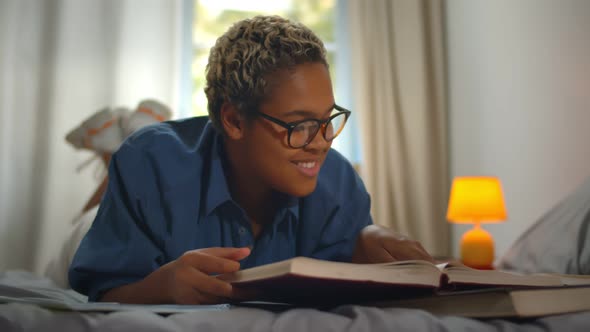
[220,102,245,140]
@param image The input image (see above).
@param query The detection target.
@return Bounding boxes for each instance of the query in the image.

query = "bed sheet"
[2,301,590,332]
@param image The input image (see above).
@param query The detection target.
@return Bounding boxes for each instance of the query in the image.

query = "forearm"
[99,264,171,304]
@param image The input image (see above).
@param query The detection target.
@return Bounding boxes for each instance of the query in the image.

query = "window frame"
[178,0,361,164]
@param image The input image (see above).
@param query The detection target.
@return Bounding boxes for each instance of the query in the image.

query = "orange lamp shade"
[446,176,507,224]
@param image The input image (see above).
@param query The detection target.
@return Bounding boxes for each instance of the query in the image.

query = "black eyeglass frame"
[255,104,351,149]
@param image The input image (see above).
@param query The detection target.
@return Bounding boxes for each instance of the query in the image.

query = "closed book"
[372,286,590,318]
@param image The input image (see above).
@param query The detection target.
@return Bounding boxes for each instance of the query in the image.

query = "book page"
[435,260,471,270]
[378,260,439,268]
[441,266,563,287]
[437,262,590,287]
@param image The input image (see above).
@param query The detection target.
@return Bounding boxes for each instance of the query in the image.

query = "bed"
[2,299,589,331]
[2,177,590,331]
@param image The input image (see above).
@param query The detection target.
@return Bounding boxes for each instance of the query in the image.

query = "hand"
[162,247,251,304]
[352,225,434,264]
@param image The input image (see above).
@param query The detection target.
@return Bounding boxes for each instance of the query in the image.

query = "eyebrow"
[283,104,336,118]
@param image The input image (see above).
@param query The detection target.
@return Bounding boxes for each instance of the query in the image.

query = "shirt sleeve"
[68,142,165,301]
[308,152,373,262]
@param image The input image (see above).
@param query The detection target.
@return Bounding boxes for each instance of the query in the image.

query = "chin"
[284,178,318,197]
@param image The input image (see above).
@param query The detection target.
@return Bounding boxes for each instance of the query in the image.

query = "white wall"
[0,0,181,273]
[446,0,590,259]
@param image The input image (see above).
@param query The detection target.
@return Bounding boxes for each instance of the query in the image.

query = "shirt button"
[238,227,246,235]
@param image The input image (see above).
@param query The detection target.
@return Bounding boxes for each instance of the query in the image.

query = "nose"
[304,126,330,151]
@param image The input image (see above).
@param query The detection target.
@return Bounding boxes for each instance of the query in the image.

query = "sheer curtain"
[348,0,450,256]
[0,0,184,273]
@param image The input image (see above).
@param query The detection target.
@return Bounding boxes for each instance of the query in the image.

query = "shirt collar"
[273,191,300,224]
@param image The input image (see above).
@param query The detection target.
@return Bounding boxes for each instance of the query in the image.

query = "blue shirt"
[69,117,372,301]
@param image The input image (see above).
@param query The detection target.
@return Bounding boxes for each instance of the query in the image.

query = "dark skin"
[100,62,432,305]
[221,63,337,236]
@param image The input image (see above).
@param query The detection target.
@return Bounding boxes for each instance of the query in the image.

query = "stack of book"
[220,257,590,318]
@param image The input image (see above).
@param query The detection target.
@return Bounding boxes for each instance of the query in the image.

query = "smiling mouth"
[294,161,317,169]
[292,160,321,177]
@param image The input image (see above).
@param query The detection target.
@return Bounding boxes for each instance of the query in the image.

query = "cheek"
[245,131,317,196]
[247,131,292,176]
[264,159,319,197]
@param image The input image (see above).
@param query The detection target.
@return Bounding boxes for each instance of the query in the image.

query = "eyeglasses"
[255,105,351,149]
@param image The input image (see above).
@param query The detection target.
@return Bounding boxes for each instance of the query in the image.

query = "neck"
[223,140,276,226]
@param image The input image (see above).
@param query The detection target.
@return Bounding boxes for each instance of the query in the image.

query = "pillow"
[44,206,98,288]
[496,176,590,275]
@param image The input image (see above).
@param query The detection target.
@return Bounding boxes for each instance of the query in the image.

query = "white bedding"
[2,300,590,332]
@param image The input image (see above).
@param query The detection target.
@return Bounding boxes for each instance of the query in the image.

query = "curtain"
[0,0,183,273]
[348,0,450,256]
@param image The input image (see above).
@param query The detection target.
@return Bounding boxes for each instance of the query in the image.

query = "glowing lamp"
[446,176,507,269]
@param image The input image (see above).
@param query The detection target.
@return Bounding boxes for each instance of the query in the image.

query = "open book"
[220,257,590,305]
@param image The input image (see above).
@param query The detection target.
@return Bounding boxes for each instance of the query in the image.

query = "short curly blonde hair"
[205,15,328,132]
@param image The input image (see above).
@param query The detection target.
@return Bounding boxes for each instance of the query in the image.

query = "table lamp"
[446,176,507,269]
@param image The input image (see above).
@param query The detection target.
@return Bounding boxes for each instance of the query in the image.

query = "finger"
[413,243,435,262]
[383,241,433,262]
[180,268,234,298]
[196,247,251,261]
[405,242,434,262]
[366,246,397,263]
[180,251,241,274]
[383,245,419,261]
[174,289,203,305]
[175,287,227,305]
[191,285,232,305]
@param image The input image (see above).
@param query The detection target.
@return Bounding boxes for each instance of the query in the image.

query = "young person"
[69,15,432,305]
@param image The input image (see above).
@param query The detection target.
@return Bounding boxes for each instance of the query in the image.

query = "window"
[179,0,360,164]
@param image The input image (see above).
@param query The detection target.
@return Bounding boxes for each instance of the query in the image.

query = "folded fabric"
[65,99,172,154]
[65,107,128,153]
[44,206,98,289]
[122,99,172,137]
[496,176,590,275]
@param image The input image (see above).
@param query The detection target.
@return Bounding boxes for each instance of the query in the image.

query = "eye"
[292,124,307,133]
[293,121,314,131]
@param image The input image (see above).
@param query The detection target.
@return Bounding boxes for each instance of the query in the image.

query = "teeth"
[296,161,316,169]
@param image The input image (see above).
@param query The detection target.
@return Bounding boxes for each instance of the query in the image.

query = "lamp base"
[460,224,495,270]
